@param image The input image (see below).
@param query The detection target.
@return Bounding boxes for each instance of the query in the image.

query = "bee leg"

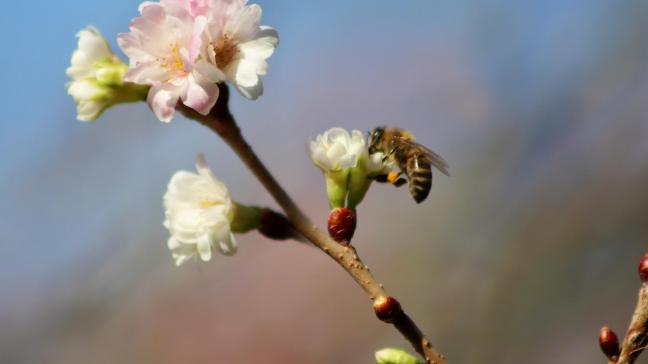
[393,177,407,187]
[373,174,389,183]
[373,173,406,187]
[382,146,400,162]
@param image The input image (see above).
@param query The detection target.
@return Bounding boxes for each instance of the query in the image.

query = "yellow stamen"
[171,45,185,72]
[159,43,188,77]
[200,200,220,209]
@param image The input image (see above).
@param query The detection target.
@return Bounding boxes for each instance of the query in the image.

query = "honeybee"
[368,127,449,203]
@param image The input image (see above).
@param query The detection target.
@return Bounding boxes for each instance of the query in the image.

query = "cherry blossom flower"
[118,0,278,122]
[308,128,386,208]
[163,154,237,266]
[308,128,368,173]
[118,2,222,122]
[203,1,279,99]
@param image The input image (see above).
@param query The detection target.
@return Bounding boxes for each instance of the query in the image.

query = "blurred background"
[1,0,648,363]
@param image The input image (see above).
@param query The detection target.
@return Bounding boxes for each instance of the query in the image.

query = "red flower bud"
[327,207,357,245]
[639,253,648,283]
[599,325,620,361]
[373,296,402,323]
[258,210,304,242]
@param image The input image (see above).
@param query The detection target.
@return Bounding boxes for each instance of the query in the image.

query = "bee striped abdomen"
[406,153,432,204]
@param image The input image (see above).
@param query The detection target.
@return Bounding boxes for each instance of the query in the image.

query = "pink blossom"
[203,1,279,99]
[118,0,278,122]
[118,2,222,122]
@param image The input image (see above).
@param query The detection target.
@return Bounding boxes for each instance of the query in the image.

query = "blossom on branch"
[118,0,278,122]
[66,27,148,121]
[203,2,279,100]
[163,154,238,265]
[308,128,386,209]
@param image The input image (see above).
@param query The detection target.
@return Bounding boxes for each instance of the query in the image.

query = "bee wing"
[401,139,450,176]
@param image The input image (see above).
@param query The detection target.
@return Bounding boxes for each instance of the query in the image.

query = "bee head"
[368,127,385,154]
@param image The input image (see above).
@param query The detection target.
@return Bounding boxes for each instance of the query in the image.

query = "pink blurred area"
[2,1,648,363]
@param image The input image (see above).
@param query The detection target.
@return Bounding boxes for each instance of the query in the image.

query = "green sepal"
[94,60,128,86]
[347,154,374,209]
[230,202,265,233]
[112,82,149,103]
[324,170,349,209]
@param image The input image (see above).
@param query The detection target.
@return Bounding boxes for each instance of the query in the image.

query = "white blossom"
[163,154,237,266]
[66,27,142,121]
[308,128,368,173]
[308,127,387,208]
[203,2,279,100]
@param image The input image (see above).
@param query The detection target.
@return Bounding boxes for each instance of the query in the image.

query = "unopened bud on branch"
[373,296,402,323]
[639,253,648,283]
[259,209,303,241]
[375,348,423,364]
[599,325,620,362]
[66,27,148,121]
[327,207,357,245]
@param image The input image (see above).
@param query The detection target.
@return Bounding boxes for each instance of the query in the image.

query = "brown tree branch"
[178,84,448,364]
[603,254,648,364]
[608,283,648,364]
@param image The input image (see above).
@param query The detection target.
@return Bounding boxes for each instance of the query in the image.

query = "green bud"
[375,348,423,364]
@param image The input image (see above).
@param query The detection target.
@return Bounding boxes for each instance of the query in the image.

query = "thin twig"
[178,85,448,364]
[610,282,648,364]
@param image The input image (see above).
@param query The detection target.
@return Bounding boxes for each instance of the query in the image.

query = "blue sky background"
[2,1,648,363]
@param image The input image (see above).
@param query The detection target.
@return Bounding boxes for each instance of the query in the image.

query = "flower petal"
[147,83,185,122]
[181,75,219,115]
[235,79,263,100]
[217,233,238,256]
[225,4,261,42]
[256,25,279,47]
[197,234,213,261]
[123,60,168,85]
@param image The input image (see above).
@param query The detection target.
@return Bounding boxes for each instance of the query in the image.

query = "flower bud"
[599,325,620,361]
[639,253,648,283]
[327,207,357,245]
[66,27,148,121]
[375,348,422,364]
[258,209,304,241]
[373,295,402,323]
